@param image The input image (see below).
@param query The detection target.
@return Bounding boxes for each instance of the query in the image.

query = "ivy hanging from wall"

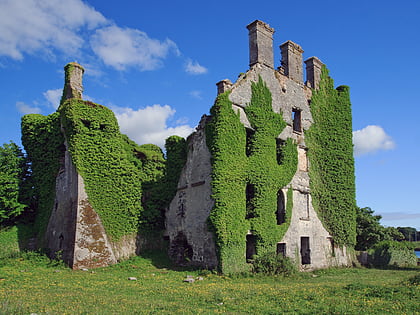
[206,77,297,274]
[306,66,357,247]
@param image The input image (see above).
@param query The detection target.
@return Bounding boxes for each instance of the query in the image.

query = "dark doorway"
[246,234,257,262]
[300,237,311,265]
[276,190,285,224]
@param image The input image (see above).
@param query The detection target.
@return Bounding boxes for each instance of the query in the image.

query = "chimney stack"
[304,57,323,89]
[247,20,275,69]
[61,62,84,104]
[280,40,304,83]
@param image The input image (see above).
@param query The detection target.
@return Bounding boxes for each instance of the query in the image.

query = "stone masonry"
[166,20,353,270]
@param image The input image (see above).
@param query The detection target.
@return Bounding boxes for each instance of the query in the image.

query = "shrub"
[252,252,297,276]
[369,241,417,268]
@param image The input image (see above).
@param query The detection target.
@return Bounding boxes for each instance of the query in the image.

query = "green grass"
[0,250,419,315]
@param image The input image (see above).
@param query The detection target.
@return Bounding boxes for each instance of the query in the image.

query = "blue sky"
[0,0,419,229]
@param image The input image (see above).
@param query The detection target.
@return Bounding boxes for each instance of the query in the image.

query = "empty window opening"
[292,109,302,133]
[300,237,311,265]
[246,183,256,219]
[276,139,285,165]
[246,128,255,156]
[246,234,257,262]
[276,189,286,224]
[277,243,286,256]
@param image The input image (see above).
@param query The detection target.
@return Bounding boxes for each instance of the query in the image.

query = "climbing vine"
[245,77,298,253]
[59,99,143,240]
[21,113,64,243]
[206,77,297,273]
[306,66,357,247]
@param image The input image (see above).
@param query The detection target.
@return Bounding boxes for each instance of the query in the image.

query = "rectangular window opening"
[276,243,286,257]
[300,236,311,265]
[292,109,302,133]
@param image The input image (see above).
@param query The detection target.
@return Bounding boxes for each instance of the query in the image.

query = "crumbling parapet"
[247,20,275,69]
[61,62,84,103]
[216,79,233,95]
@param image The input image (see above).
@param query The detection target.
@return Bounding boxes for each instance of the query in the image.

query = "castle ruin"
[22,20,356,272]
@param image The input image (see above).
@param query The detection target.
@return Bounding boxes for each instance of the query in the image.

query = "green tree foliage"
[355,207,404,250]
[306,66,357,247]
[397,227,417,242]
[0,142,27,224]
[206,78,297,273]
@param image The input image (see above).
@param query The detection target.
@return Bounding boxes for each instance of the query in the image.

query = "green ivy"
[306,66,357,247]
[21,113,64,243]
[206,77,297,273]
[244,77,298,253]
[59,99,143,240]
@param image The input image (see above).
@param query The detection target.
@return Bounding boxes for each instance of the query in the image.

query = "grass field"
[0,227,419,314]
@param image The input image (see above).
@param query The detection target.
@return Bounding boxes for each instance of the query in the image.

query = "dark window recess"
[292,109,302,133]
[328,237,335,256]
[246,234,257,262]
[246,183,256,219]
[276,190,286,224]
[276,243,286,256]
[276,139,285,165]
[81,119,91,128]
[246,128,255,156]
[300,237,311,265]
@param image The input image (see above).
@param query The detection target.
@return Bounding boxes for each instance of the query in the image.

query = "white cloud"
[189,90,203,99]
[43,89,62,108]
[0,0,106,60]
[114,104,194,148]
[90,25,179,71]
[16,101,41,114]
[353,125,395,156]
[185,59,208,75]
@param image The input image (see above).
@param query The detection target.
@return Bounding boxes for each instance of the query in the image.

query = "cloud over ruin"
[353,125,395,157]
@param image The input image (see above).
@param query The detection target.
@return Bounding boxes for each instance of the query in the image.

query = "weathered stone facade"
[37,20,354,272]
[166,20,353,270]
[44,63,136,269]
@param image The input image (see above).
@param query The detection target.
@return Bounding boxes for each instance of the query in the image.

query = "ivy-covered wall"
[306,66,357,247]
[206,77,297,273]
[21,113,64,243]
[58,99,143,241]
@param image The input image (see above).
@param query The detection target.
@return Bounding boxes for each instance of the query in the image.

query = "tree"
[397,227,417,242]
[355,207,404,250]
[0,141,28,224]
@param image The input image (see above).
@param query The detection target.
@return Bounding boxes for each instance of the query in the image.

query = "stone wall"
[166,116,218,268]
